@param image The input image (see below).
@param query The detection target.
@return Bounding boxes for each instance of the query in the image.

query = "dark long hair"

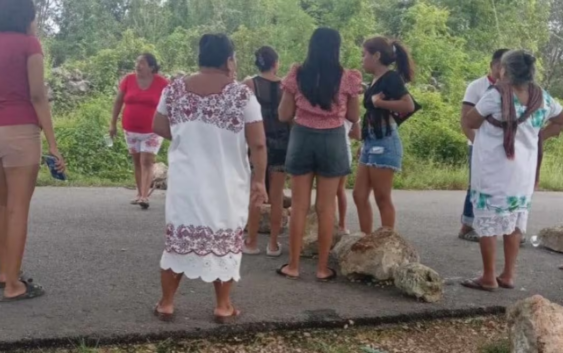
[363,36,415,83]
[297,28,343,111]
[198,33,235,69]
[0,0,36,34]
[255,46,278,72]
[141,53,160,74]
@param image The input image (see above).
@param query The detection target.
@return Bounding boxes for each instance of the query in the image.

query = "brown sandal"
[214,308,241,324]
[153,304,174,322]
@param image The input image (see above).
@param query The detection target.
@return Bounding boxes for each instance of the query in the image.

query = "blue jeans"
[462,146,474,227]
[359,128,403,171]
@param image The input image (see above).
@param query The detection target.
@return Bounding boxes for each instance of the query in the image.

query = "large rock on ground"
[393,263,443,303]
[152,162,168,190]
[507,295,563,353]
[538,226,563,253]
[337,227,419,281]
[301,206,341,258]
[256,204,289,234]
[332,233,365,262]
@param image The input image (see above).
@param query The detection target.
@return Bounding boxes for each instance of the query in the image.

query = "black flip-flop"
[0,280,45,302]
[460,278,498,292]
[153,304,174,322]
[317,268,338,282]
[139,200,150,210]
[276,264,299,280]
[496,277,515,289]
[0,272,32,289]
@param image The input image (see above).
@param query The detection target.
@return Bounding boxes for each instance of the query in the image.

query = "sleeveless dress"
[157,78,263,282]
[252,76,290,172]
[471,89,562,237]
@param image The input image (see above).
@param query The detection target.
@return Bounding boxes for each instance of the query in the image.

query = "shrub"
[54,96,133,181]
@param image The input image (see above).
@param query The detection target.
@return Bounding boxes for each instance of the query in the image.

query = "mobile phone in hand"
[43,155,67,181]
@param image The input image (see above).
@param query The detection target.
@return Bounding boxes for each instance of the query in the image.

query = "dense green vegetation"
[35,0,563,189]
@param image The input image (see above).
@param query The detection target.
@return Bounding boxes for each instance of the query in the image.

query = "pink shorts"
[124,131,163,155]
[0,124,41,167]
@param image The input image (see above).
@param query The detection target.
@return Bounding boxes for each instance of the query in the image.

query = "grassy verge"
[37,157,563,191]
[26,316,509,353]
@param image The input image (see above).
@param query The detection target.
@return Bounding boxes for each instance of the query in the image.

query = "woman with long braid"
[461,50,563,291]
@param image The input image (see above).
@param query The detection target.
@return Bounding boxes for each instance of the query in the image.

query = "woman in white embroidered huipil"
[151,34,267,322]
[461,50,563,292]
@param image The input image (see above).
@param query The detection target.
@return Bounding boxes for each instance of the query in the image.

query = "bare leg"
[140,153,155,201]
[268,171,286,252]
[336,176,348,232]
[132,153,142,200]
[369,167,396,228]
[478,236,498,287]
[281,173,314,277]
[3,165,39,298]
[498,228,522,287]
[158,269,183,314]
[0,166,7,283]
[245,203,261,251]
[353,164,373,235]
[213,280,237,317]
[316,176,341,279]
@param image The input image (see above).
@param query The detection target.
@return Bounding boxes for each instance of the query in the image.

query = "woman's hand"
[49,146,66,173]
[109,124,117,139]
[371,93,386,108]
[250,181,268,208]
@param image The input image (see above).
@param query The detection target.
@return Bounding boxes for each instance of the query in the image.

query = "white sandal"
[266,243,282,257]
[242,240,261,255]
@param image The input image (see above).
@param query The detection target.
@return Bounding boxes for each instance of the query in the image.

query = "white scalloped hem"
[473,211,528,237]
[160,251,241,283]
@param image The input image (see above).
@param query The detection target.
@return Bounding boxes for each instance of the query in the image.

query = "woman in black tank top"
[242,46,290,257]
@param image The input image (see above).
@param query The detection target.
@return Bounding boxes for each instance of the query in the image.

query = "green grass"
[479,340,510,353]
[36,154,563,191]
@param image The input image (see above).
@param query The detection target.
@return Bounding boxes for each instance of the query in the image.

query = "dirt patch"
[27,316,508,353]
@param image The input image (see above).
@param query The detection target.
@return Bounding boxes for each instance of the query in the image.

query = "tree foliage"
[34,0,561,178]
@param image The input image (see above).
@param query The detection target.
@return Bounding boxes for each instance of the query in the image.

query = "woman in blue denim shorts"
[353,36,416,232]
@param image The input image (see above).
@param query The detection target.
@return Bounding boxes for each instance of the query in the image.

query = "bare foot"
[496,274,515,289]
[277,264,299,279]
[156,300,174,315]
[3,281,27,299]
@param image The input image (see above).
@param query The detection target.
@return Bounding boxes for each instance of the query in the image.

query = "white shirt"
[463,76,494,145]
[343,120,353,147]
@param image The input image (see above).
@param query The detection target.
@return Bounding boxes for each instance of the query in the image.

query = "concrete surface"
[0,188,562,349]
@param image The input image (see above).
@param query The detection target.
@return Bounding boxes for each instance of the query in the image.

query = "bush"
[54,96,133,181]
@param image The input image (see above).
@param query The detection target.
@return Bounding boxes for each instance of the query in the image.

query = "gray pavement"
[0,188,562,349]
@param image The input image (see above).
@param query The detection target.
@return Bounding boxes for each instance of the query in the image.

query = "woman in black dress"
[243,46,290,257]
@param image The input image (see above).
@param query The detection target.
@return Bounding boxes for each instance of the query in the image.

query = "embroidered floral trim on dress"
[473,211,528,237]
[164,79,252,133]
[165,224,244,256]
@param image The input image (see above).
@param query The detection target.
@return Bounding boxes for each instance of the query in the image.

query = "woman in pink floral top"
[277,27,362,281]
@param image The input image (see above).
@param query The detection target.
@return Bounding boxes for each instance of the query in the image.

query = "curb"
[0,306,505,352]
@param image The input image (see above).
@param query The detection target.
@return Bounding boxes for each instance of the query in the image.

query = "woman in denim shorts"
[353,36,416,232]
[277,28,362,281]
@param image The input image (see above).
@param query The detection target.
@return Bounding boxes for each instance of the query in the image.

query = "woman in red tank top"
[109,54,168,210]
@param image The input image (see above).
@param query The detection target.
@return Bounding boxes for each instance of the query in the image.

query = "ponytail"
[392,41,415,83]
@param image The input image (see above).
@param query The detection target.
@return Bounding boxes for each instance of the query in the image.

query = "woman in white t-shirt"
[336,120,360,234]
[461,50,563,291]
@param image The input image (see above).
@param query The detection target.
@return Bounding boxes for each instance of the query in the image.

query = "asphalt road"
[0,188,562,349]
